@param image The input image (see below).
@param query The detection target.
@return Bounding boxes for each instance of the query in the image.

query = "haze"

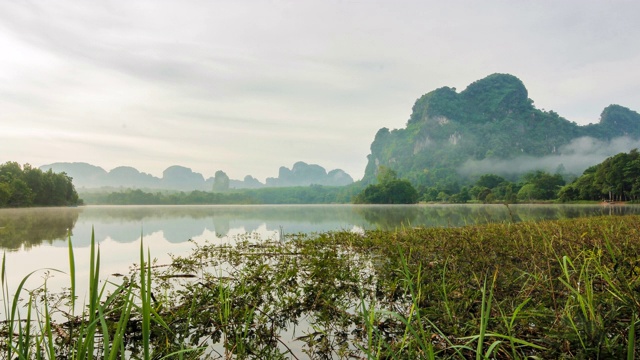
[1,1,639,181]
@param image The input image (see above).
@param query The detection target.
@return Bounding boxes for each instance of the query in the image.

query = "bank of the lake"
[1,213,640,359]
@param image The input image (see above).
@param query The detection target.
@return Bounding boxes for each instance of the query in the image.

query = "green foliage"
[363,73,640,190]
[517,183,544,201]
[84,183,361,205]
[428,173,520,203]
[0,162,81,208]
[354,166,419,204]
[519,170,565,200]
[0,183,10,206]
[469,186,491,202]
[5,215,640,358]
[0,230,184,359]
[376,165,398,185]
[449,186,470,203]
[598,104,640,138]
[560,149,640,201]
[560,149,640,202]
[476,174,506,189]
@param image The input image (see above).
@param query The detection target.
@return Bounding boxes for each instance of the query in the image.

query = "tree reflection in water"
[0,207,81,250]
[1,204,640,250]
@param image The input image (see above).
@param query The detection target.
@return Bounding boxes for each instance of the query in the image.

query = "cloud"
[0,1,639,181]
[459,136,640,177]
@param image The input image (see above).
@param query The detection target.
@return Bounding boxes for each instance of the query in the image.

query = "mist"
[459,136,640,178]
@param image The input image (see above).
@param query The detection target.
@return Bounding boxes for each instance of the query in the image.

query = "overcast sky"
[1,1,639,181]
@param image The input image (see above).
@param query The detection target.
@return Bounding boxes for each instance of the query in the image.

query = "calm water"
[0,204,638,293]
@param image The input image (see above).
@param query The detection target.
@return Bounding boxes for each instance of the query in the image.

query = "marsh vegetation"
[1,214,640,358]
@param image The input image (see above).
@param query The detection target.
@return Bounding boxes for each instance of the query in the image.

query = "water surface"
[0,204,637,292]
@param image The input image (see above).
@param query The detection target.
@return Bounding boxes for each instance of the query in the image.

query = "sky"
[1,1,639,182]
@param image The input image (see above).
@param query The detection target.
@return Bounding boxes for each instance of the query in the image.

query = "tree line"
[397,149,640,204]
[558,149,640,202]
[353,166,419,204]
[0,162,81,207]
[82,184,360,205]
[417,170,566,204]
[26,148,637,206]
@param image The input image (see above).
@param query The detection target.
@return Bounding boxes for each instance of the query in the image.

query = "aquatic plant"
[2,215,640,358]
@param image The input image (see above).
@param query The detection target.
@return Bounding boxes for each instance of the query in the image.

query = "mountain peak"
[592,104,640,139]
[407,73,531,126]
[364,74,640,185]
[460,73,529,114]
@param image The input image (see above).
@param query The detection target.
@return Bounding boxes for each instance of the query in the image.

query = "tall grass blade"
[476,271,496,360]
[68,230,76,315]
[140,232,151,360]
[77,227,100,360]
[42,281,55,360]
[628,312,636,360]
[101,282,134,360]
[8,270,46,359]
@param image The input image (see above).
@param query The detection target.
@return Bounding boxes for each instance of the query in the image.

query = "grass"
[0,229,199,359]
[1,215,640,358]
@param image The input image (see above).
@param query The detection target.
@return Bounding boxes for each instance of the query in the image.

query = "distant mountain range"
[363,73,640,186]
[42,73,640,193]
[40,161,353,191]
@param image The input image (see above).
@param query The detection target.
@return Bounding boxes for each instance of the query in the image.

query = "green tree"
[470,186,492,202]
[475,174,506,189]
[560,149,640,202]
[354,166,418,204]
[449,186,470,203]
[436,191,449,202]
[517,184,544,201]
[8,178,34,207]
[0,161,22,183]
[0,183,10,206]
[376,166,398,185]
[0,162,80,207]
[520,171,565,200]
[384,180,419,204]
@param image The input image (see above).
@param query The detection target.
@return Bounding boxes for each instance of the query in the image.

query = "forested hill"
[364,73,640,187]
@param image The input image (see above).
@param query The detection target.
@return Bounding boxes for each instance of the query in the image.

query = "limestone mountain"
[41,162,109,188]
[265,162,354,187]
[363,73,640,187]
[40,161,354,190]
[162,166,207,191]
[107,166,161,188]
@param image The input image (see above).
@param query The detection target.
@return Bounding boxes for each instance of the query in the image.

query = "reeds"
[0,229,193,359]
[2,215,640,358]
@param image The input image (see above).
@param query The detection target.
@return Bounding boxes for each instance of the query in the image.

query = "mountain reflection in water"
[0,204,637,250]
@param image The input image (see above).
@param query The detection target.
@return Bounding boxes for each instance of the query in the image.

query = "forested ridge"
[0,162,81,207]
[364,73,640,191]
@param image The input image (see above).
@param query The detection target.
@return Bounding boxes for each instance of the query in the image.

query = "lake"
[0,204,637,294]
